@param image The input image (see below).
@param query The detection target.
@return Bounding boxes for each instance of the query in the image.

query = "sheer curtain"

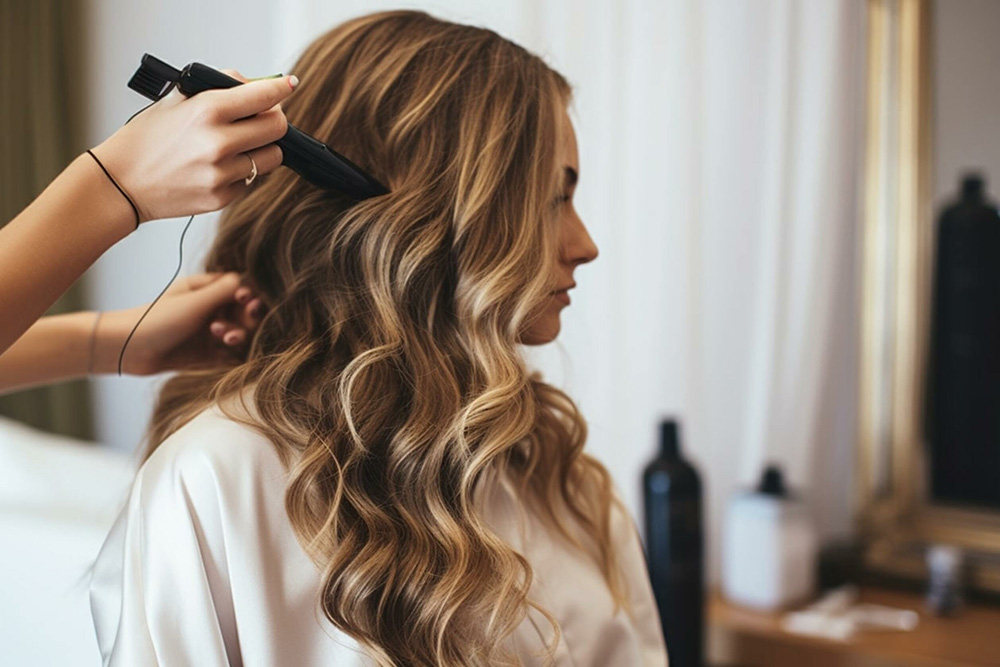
[278,0,865,585]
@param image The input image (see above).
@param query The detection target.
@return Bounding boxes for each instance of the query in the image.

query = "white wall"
[931,0,1000,205]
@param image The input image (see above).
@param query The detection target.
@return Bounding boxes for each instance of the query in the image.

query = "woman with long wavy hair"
[88,9,668,667]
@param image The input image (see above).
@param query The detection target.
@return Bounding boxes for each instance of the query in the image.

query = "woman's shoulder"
[90,397,298,665]
[138,396,287,505]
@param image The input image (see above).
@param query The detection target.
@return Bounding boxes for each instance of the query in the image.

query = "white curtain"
[89,0,866,588]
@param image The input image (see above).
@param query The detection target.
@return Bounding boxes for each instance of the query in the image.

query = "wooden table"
[707,586,1000,666]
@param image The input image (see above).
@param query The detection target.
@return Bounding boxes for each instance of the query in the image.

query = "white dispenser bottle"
[722,465,818,610]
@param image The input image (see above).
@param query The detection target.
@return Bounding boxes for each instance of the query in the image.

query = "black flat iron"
[127,53,389,200]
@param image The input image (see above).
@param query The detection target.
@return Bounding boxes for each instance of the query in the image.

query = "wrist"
[86,311,103,375]
[77,150,141,239]
[90,309,124,375]
[49,311,106,380]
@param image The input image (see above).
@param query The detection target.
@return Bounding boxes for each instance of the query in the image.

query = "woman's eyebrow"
[564,166,578,188]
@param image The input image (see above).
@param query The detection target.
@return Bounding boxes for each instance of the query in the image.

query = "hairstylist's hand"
[88,68,297,225]
[93,272,267,375]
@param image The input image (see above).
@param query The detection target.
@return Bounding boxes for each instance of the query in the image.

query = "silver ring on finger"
[243,153,258,185]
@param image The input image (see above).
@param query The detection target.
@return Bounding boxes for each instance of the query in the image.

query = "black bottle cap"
[961,173,985,201]
[660,419,681,458]
[757,464,787,496]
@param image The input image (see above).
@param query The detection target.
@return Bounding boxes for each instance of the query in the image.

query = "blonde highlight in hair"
[143,10,634,666]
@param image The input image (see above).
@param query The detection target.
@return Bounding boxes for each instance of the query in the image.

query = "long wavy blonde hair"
[143,9,633,666]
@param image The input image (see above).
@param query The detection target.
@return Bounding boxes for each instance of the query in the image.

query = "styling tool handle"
[179,63,389,199]
[127,54,389,200]
[176,61,244,95]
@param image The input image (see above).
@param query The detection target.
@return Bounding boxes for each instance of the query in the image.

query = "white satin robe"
[88,400,669,666]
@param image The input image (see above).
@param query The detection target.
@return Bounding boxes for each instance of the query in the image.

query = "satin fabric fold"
[89,401,668,666]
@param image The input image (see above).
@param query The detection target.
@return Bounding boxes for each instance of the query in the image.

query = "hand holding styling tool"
[127,53,389,200]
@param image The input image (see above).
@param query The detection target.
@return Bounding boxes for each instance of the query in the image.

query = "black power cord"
[114,95,198,376]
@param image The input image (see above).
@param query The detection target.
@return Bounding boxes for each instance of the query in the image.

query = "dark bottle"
[925,174,1000,509]
[642,419,704,667]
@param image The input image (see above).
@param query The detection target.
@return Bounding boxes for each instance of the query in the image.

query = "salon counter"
[707,586,1000,666]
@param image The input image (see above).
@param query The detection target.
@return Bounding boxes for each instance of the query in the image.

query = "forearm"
[0,152,135,356]
[0,311,99,394]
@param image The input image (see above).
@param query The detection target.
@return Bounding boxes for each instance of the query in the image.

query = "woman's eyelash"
[555,194,572,205]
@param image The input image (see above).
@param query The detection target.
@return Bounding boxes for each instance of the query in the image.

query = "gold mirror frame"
[857,0,1000,596]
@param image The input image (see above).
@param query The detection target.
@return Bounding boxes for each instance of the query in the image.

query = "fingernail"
[288,75,299,90]
[236,289,250,303]
[224,331,240,345]
[211,322,226,335]
[248,301,260,317]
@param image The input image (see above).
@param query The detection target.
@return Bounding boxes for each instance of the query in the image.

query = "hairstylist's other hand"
[95,272,266,375]
[89,68,297,225]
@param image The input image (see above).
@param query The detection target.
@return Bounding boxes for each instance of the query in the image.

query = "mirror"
[857,0,1000,598]
[925,0,1000,511]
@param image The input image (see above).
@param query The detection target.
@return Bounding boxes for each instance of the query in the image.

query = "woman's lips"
[552,290,570,305]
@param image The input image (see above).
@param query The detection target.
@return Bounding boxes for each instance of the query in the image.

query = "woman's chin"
[519,316,561,346]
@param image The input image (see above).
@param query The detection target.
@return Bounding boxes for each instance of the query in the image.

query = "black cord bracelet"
[86,148,141,230]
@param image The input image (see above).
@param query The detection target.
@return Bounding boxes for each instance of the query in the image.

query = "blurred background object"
[0,415,132,666]
[721,464,818,612]
[925,174,1000,510]
[855,0,1000,605]
[643,418,704,666]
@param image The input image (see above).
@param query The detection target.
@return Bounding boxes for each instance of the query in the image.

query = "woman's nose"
[564,216,599,265]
